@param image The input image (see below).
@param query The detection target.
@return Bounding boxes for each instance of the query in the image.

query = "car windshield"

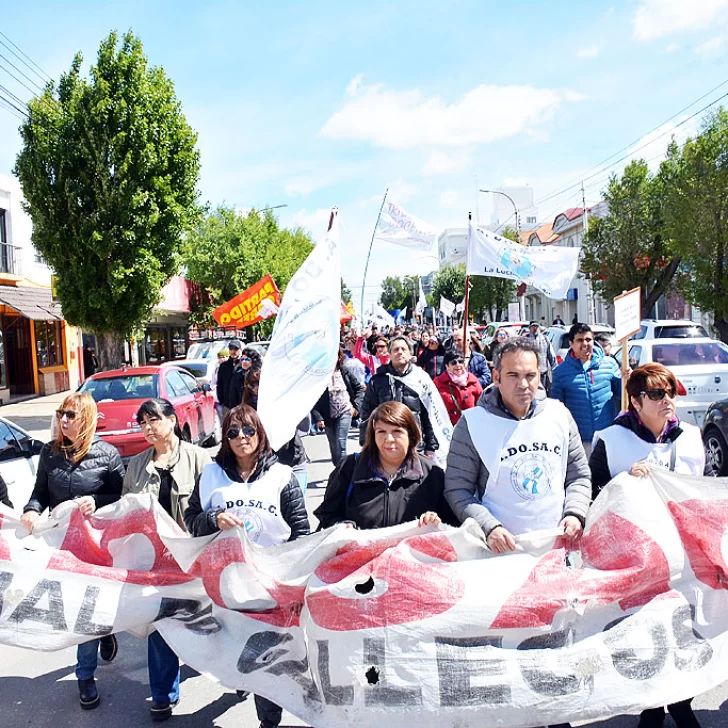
[80,375,159,402]
[654,325,709,338]
[186,342,213,360]
[652,342,728,366]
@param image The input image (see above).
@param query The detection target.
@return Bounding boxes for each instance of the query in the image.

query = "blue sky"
[1,0,728,311]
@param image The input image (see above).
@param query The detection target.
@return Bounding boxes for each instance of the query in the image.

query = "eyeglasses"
[226,425,257,440]
[639,389,676,401]
[56,409,77,420]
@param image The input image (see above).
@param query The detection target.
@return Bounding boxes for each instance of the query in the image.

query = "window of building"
[170,326,187,358]
[145,327,168,363]
[35,320,63,367]
[526,216,537,224]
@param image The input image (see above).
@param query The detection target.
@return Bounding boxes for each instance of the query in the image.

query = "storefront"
[140,276,192,364]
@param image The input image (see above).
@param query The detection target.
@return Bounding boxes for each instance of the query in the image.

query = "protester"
[312,347,365,466]
[417,335,444,379]
[589,363,709,728]
[211,349,228,391]
[20,392,125,711]
[122,398,211,721]
[342,335,367,384]
[449,328,491,388]
[184,404,309,728]
[483,327,511,365]
[354,328,390,373]
[594,332,615,359]
[228,346,263,408]
[434,350,483,425]
[241,367,310,494]
[359,336,442,457]
[314,401,456,529]
[216,339,242,411]
[553,314,565,325]
[524,321,555,394]
[444,337,590,564]
[83,345,99,378]
[366,324,381,354]
[551,323,622,456]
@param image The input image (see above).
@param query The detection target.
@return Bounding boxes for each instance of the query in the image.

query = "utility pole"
[582,180,596,324]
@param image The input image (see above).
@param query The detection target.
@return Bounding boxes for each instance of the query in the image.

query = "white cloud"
[503,177,530,187]
[577,45,600,59]
[694,33,728,55]
[664,42,680,52]
[633,0,728,41]
[439,189,462,208]
[320,78,585,150]
[287,207,332,236]
[284,178,319,197]
[422,150,471,176]
[387,181,418,204]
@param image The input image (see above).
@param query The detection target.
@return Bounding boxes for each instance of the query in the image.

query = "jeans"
[325,412,352,466]
[293,467,308,496]
[75,639,100,680]
[255,694,282,727]
[148,629,180,704]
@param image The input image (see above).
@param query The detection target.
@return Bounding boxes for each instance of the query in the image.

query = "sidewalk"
[1,390,68,440]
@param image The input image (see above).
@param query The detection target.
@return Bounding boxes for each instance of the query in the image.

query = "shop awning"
[0,285,63,320]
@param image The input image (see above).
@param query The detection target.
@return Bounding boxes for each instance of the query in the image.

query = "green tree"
[341,279,352,304]
[581,160,679,317]
[665,109,728,341]
[431,265,465,309]
[14,30,200,367]
[182,205,314,338]
[379,276,410,310]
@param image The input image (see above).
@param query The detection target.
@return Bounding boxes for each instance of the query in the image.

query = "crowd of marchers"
[12,318,710,728]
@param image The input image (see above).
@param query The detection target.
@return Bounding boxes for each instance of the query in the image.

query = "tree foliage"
[664,110,728,341]
[431,265,465,307]
[581,160,679,317]
[341,279,352,304]
[182,205,314,337]
[14,30,200,365]
[379,276,414,310]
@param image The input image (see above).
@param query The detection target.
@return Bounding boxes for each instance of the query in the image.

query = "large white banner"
[258,208,340,450]
[466,224,580,299]
[2,470,728,727]
[440,296,455,317]
[375,200,437,251]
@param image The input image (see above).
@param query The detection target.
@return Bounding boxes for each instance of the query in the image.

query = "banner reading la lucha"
[212,274,281,328]
[2,470,728,727]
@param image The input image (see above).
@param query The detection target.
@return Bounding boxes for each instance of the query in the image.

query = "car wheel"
[205,410,222,447]
[181,426,192,443]
[703,427,728,476]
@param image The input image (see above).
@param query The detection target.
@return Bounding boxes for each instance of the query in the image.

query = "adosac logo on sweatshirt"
[510,453,554,501]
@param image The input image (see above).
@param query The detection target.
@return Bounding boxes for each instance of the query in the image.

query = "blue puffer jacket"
[550,345,621,442]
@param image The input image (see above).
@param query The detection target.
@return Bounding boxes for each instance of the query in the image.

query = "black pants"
[255,694,282,727]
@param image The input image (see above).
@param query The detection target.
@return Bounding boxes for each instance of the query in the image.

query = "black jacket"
[216,358,241,408]
[359,362,438,451]
[23,438,125,514]
[275,432,308,469]
[228,366,247,409]
[0,474,12,509]
[314,452,456,530]
[312,366,365,426]
[416,345,445,379]
[183,452,310,539]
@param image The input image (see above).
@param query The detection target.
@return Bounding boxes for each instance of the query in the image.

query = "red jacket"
[434,371,483,425]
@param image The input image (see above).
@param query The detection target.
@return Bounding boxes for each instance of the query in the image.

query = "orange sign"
[340,301,354,323]
[212,274,281,328]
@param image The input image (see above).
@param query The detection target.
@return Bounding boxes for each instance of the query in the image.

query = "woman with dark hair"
[184,404,309,728]
[229,347,263,408]
[314,401,456,530]
[417,335,445,380]
[434,350,483,425]
[20,392,124,711]
[122,398,212,721]
[589,363,709,728]
[312,347,365,466]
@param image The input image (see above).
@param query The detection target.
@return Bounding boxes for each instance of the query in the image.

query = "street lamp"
[253,204,288,214]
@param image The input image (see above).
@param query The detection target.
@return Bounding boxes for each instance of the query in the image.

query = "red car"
[78,365,221,459]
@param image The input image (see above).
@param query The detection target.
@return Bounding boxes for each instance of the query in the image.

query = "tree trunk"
[714,318,728,344]
[94,331,126,371]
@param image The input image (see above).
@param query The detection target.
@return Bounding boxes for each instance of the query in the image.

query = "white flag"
[258,208,340,450]
[456,298,465,314]
[439,296,455,317]
[399,306,408,322]
[371,303,395,329]
[416,278,427,314]
[466,223,580,299]
[375,199,437,251]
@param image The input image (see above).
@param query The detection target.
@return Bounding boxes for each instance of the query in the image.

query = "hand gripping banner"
[1,471,728,727]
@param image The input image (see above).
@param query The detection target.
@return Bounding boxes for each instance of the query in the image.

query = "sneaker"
[150,698,179,722]
[78,677,100,710]
[99,634,118,663]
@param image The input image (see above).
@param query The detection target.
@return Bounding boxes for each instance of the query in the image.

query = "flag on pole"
[439,296,455,317]
[416,278,427,314]
[370,303,395,329]
[466,223,581,300]
[375,199,437,251]
[258,208,340,450]
[399,306,408,323]
[456,298,465,314]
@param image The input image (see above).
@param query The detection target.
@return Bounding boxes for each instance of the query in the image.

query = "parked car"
[544,324,616,365]
[186,338,237,361]
[702,399,728,476]
[171,358,217,387]
[78,365,221,459]
[0,416,44,513]
[613,337,728,428]
[631,319,709,340]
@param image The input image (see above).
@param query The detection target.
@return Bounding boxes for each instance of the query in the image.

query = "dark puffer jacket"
[184,452,310,539]
[23,438,125,513]
[312,366,365,426]
[314,452,457,530]
[359,362,438,451]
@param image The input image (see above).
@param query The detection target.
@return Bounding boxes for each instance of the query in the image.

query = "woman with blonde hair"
[21,391,124,712]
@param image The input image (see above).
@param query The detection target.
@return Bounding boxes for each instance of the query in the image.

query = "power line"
[0,30,52,84]
[0,88,29,119]
[0,52,44,94]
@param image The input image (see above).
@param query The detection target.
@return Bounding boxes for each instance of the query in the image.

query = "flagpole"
[463,213,472,358]
[360,188,389,321]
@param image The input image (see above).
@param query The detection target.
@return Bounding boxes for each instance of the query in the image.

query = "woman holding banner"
[20,392,125,712]
[590,363,709,728]
[184,404,309,728]
[123,398,211,722]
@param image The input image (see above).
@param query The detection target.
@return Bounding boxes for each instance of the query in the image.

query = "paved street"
[0,393,726,726]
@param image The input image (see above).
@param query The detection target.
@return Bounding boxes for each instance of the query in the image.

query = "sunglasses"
[448,357,465,365]
[639,389,676,401]
[56,409,77,420]
[226,425,257,440]
[240,356,251,362]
